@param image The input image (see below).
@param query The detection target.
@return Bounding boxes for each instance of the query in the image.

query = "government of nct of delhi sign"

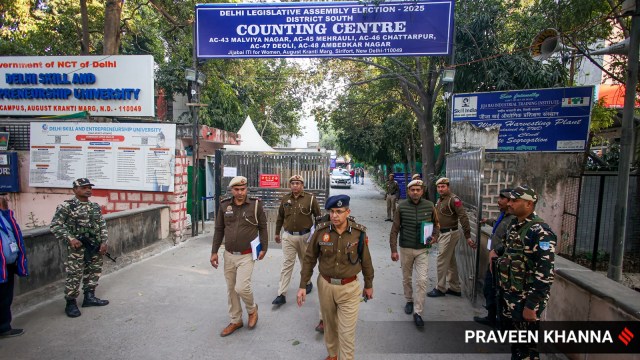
[195,1,454,58]
[0,55,154,117]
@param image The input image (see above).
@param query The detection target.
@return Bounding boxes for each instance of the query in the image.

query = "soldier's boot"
[65,299,82,318]
[474,307,497,328]
[82,291,109,307]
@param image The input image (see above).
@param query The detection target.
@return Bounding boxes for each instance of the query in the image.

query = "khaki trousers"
[386,194,397,219]
[223,251,256,324]
[318,274,361,360]
[277,232,310,296]
[400,247,428,316]
[436,230,461,293]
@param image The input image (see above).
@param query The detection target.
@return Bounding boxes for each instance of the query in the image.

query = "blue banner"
[452,86,594,152]
[195,1,454,58]
[0,152,19,192]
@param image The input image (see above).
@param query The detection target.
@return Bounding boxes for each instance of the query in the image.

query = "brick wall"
[100,150,190,243]
[482,154,517,221]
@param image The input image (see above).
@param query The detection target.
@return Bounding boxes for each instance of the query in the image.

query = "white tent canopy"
[224,115,274,152]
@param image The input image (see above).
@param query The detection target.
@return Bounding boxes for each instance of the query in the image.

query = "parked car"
[330,168,351,188]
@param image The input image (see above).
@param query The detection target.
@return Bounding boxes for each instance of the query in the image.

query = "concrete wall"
[14,204,170,297]
[545,257,640,360]
[482,152,583,236]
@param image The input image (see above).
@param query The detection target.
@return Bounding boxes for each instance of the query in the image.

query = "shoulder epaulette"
[220,197,232,203]
[351,222,367,233]
[315,222,331,231]
[249,196,259,201]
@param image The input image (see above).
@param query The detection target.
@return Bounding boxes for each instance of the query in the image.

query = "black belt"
[440,227,458,233]
[286,228,311,236]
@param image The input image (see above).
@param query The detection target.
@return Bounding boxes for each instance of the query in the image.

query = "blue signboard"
[0,152,19,192]
[452,86,594,152]
[195,1,454,58]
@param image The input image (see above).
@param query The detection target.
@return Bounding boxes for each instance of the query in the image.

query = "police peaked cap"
[229,176,248,187]
[325,195,350,209]
[289,175,304,183]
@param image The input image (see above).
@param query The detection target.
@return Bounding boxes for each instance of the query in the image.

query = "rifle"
[493,257,503,330]
[77,235,117,263]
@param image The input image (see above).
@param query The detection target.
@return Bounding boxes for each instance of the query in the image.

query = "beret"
[435,177,450,186]
[289,175,304,183]
[229,176,248,187]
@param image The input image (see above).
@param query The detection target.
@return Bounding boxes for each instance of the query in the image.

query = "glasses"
[329,209,348,216]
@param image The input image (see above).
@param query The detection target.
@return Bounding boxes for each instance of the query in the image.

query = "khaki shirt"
[300,219,374,289]
[386,180,399,196]
[435,192,471,238]
[211,197,268,254]
[275,191,321,234]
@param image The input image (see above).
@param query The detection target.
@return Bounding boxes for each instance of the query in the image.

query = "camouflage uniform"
[497,211,556,360]
[50,198,108,300]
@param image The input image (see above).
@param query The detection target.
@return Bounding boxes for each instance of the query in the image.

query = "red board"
[259,174,280,188]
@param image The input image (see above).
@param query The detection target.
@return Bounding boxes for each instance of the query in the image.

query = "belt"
[321,274,357,285]
[440,227,458,233]
[227,249,252,255]
[286,228,311,236]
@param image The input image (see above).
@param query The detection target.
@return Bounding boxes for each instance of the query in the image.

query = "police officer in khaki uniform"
[272,175,321,306]
[385,174,399,221]
[427,177,476,298]
[390,179,440,327]
[297,195,374,360]
[210,176,268,337]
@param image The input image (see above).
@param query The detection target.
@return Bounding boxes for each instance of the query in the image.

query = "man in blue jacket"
[0,193,29,338]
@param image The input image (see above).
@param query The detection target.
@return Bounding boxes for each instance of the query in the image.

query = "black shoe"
[413,313,424,327]
[385,219,392,222]
[446,289,462,297]
[272,295,286,306]
[0,328,24,338]
[306,282,313,295]
[65,299,82,318]
[473,316,496,327]
[427,288,445,297]
[82,291,109,307]
[404,302,414,315]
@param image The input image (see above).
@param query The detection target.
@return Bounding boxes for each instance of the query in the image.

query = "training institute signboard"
[452,86,594,152]
[195,1,454,58]
[0,55,154,117]
[29,122,176,192]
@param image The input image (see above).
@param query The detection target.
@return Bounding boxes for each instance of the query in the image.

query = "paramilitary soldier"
[475,188,515,327]
[272,175,321,306]
[428,177,476,298]
[384,174,399,221]
[297,195,374,360]
[210,176,268,337]
[390,179,440,328]
[497,185,556,359]
[50,178,109,318]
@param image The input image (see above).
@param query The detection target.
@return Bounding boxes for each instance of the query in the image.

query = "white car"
[330,169,351,188]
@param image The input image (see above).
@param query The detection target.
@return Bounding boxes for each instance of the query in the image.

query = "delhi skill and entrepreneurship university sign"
[195,1,454,58]
[0,55,154,117]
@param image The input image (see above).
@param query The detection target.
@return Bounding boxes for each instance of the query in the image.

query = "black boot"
[65,299,82,318]
[474,308,497,328]
[82,291,109,307]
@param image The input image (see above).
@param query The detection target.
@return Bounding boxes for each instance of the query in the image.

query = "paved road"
[1,177,511,360]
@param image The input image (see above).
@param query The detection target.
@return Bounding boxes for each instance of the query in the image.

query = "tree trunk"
[80,0,90,54]
[104,0,123,55]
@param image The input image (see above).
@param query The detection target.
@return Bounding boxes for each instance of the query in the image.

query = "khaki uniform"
[385,179,399,219]
[300,220,374,360]
[212,197,268,323]
[434,193,471,293]
[390,198,440,316]
[275,191,321,296]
